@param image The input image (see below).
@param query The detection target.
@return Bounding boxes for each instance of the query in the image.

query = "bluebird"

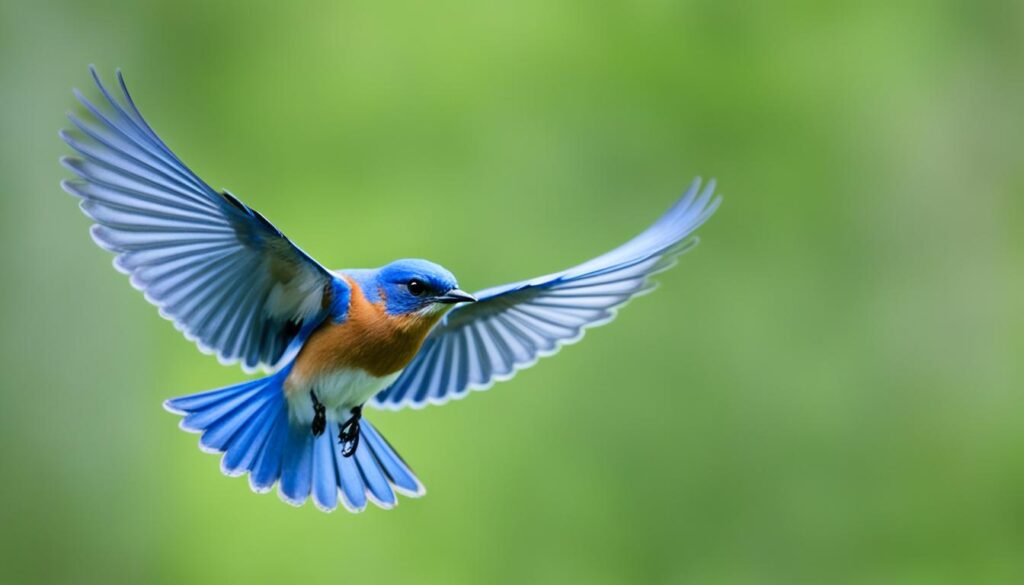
[60,67,721,513]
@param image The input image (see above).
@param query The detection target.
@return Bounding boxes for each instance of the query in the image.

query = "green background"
[1,1,1022,583]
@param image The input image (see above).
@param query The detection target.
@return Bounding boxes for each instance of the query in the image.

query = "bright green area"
[1,1,1022,583]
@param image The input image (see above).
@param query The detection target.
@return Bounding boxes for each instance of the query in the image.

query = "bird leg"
[310,390,326,437]
[338,405,363,457]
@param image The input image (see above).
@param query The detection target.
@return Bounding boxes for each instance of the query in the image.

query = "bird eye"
[407,280,427,296]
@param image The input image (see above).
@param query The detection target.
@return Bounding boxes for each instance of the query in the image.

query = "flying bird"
[60,67,721,513]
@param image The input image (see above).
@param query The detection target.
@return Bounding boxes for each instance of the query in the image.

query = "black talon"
[338,405,363,457]
[310,390,326,437]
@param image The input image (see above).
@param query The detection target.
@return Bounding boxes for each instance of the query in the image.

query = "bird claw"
[310,391,326,437]
[338,406,362,457]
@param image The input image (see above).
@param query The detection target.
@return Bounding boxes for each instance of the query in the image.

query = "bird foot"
[310,391,326,437]
[338,406,363,457]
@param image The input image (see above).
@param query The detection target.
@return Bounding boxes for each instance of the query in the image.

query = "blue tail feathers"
[164,368,424,512]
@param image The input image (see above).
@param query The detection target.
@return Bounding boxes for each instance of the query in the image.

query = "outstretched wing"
[371,178,720,409]
[60,67,342,372]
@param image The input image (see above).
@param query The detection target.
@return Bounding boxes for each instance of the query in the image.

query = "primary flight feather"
[61,66,721,512]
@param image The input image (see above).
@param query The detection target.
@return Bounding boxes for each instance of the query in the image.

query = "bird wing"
[60,67,343,372]
[371,178,721,409]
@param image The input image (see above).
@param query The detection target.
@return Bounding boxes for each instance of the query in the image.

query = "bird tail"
[163,365,425,512]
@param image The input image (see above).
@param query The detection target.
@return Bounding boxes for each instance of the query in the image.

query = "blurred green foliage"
[1,0,1022,583]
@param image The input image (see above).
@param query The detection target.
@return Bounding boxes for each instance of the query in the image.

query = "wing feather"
[61,67,343,371]
[372,179,720,409]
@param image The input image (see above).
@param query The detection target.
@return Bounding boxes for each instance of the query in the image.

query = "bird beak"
[435,288,477,304]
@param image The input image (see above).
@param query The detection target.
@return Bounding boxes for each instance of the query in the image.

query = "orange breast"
[288,278,442,386]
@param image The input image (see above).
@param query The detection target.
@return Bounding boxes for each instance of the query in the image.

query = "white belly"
[286,368,401,425]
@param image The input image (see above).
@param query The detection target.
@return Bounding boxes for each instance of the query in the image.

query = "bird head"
[376,259,476,316]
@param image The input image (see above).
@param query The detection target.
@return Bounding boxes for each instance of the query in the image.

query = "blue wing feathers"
[61,67,341,372]
[450,333,471,398]
[413,340,448,404]
[113,68,191,166]
[60,159,215,217]
[66,112,193,195]
[373,177,720,410]
[87,66,215,196]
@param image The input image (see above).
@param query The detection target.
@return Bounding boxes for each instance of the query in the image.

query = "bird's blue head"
[376,259,476,316]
